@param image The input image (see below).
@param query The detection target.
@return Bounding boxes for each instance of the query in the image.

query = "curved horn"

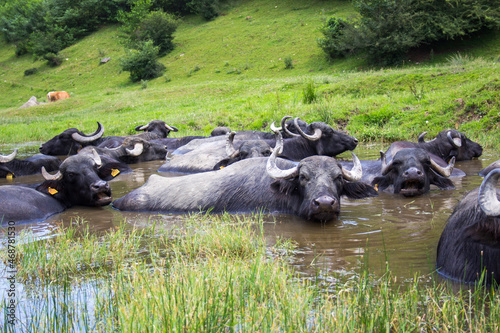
[135,124,149,131]
[165,124,178,132]
[225,132,239,158]
[41,166,62,180]
[430,156,455,177]
[266,135,297,179]
[72,122,105,143]
[0,149,18,163]
[380,151,393,175]
[295,118,322,141]
[91,148,102,167]
[341,153,362,181]
[478,168,500,216]
[270,121,281,133]
[281,115,300,137]
[447,131,462,148]
[126,143,144,157]
[418,132,427,143]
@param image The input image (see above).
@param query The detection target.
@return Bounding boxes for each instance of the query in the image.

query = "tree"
[120,40,166,82]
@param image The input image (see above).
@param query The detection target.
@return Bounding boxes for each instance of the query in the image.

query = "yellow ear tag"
[6,173,14,180]
[219,166,225,170]
[111,169,120,177]
[374,184,378,192]
[48,187,58,195]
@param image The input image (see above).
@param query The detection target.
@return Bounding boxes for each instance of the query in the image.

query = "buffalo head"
[39,122,105,155]
[419,129,482,162]
[267,136,377,221]
[135,120,178,138]
[373,148,455,197]
[37,149,113,207]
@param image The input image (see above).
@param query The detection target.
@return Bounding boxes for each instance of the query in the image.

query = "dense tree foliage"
[319,0,500,66]
[0,0,228,61]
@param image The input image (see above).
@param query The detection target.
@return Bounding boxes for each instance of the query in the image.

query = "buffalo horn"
[41,166,62,180]
[136,124,149,131]
[91,148,102,167]
[281,115,300,137]
[72,122,105,143]
[165,124,178,132]
[417,132,427,143]
[478,168,500,216]
[266,130,297,179]
[126,143,144,157]
[0,149,18,163]
[294,118,322,141]
[447,131,462,148]
[380,151,393,175]
[430,156,455,177]
[341,153,362,181]
[225,132,239,158]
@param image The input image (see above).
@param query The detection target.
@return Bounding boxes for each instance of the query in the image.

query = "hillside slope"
[0,0,499,148]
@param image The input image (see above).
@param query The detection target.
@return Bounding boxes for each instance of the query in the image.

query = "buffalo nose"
[353,138,359,144]
[91,180,110,192]
[313,195,337,211]
[403,167,423,178]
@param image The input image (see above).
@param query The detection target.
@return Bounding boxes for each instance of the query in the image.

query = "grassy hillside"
[0,0,499,148]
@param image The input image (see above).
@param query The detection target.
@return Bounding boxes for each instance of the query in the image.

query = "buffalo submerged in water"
[0,150,117,224]
[436,168,500,285]
[113,132,377,222]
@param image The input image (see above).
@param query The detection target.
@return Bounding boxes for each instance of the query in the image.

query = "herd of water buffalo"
[1,116,499,285]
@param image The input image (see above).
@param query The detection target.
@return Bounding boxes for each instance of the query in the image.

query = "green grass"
[0,0,499,149]
[2,214,500,332]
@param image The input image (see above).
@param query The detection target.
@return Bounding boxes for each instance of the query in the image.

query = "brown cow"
[47,91,70,102]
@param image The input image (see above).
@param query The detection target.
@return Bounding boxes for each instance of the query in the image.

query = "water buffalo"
[39,120,179,155]
[161,118,358,174]
[0,150,115,223]
[0,149,61,178]
[158,131,273,173]
[80,137,168,164]
[113,134,377,222]
[341,147,457,197]
[387,129,482,163]
[436,168,500,285]
[39,122,106,155]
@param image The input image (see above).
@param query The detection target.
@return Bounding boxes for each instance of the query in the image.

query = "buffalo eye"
[263,150,271,157]
[299,174,310,183]
[66,172,76,179]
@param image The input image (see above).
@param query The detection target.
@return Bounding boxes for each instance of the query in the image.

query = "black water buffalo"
[80,137,168,164]
[113,135,377,221]
[0,150,115,223]
[436,168,500,285]
[39,122,106,155]
[341,147,457,197]
[158,131,273,173]
[0,149,61,178]
[39,120,179,155]
[386,129,482,163]
[161,118,358,174]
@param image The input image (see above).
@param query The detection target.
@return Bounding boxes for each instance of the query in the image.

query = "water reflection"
[0,142,497,280]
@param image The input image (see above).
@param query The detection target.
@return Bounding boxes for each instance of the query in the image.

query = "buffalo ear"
[213,158,232,170]
[36,180,64,199]
[429,172,455,190]
[343,181,378,199]
[98,158,132,181]
[372,176,392,191]
[270,178,298,196]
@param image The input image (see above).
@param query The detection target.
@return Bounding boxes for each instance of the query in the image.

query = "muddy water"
[0,142,497,281]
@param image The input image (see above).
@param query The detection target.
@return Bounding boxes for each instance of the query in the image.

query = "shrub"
[43,53,64,67]
[284,56,294,69]
[120,40,166,82]
[133,10,179,55]
[189,0,220,21]
[319,0,500,66]
[24,68,38,76]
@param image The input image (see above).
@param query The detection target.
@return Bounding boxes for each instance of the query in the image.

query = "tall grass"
[2,214,500,331]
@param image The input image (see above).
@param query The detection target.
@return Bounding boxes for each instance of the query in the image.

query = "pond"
[0,142,497,282]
